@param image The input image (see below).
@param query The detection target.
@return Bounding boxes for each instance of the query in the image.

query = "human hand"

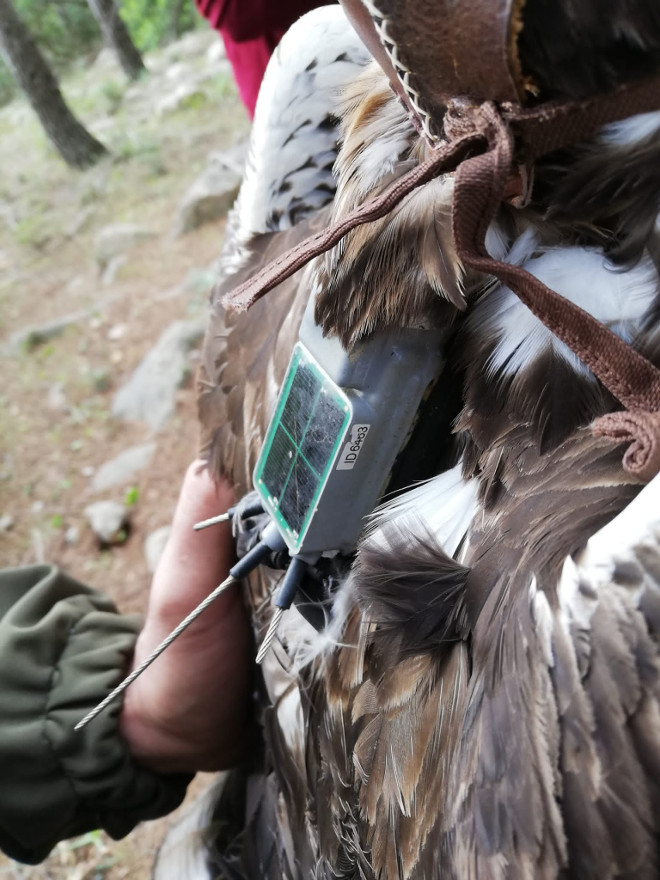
[119,461,252,774]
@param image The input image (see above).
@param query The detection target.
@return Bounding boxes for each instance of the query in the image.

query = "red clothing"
[195,0,332,117]
[219,33,279,117]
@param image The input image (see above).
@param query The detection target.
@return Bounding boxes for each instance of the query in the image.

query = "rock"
[66,207,95,238]
[144,525,171,573]
[9,308,90,351]
[84,500,129,544]
[163,28,217,63]
[94,224,155,270]
[164,61,194,82]
[208,139,248,177]
[112,318,205,431]
[174,154,242,235]
[206,38,226,65]
[65,525,79,545]
[81,465,95,477]
[123,81,144,103]
[47,382,67,412]
[91,46,120,74]
[90,367,112,393]
[91,116,119,139]
[0,514,14,532]
[31,528,45,564]
[107,323,128,341]
[0,202,17,232]
[156,82,205,116]
[92,442,156,491]
[101,254,126,286]
[67,274,86,293]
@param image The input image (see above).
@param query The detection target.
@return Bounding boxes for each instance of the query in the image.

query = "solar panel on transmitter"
[254,344,351,552]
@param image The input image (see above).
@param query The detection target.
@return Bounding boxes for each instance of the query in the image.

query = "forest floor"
[0,26,250,880]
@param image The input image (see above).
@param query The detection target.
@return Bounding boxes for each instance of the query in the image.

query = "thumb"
[147,460,237,629]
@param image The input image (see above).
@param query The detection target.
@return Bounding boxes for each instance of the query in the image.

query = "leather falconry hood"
[341,0,526,142]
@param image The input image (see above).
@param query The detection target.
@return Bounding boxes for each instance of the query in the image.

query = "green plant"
[14,0,101,70]
[0,64,16,108]
[112,132,160,163]
[100,79,125,113]
[118,0,198,51]
[14,213,54,250]
[125,485,139,505]
[67,829,106,852]
[0,0,199,110]
[207,71,235,102]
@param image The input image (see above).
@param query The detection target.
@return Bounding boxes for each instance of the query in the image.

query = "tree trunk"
[87,0,145,80]
[0,0,107,169]
[167,0,188,42]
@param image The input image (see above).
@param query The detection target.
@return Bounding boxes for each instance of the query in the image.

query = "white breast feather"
[474,229,658,378]
[367,462,480,560]
[599,109,660,146]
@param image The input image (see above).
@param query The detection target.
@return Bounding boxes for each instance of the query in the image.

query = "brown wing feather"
[198,211,331,493]
[440,430,658,879]
[304,605,470,880]
[312,63,466,349]
[299,422,659,878]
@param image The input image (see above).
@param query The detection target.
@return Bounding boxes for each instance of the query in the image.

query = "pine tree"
[0,0,107,169]
[86,0,145,80]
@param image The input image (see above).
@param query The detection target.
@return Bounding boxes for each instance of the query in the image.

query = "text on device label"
[336,424,370,470]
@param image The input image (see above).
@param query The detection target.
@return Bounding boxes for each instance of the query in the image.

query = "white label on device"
[336,424,370,470]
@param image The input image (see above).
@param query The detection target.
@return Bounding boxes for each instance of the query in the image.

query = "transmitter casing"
[253,301,445,556]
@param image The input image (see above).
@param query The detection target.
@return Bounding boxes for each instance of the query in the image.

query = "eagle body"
[194,4,660,878]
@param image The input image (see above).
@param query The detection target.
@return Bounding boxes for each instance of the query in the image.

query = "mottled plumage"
[193,2,660,877]
[314,62,465,347]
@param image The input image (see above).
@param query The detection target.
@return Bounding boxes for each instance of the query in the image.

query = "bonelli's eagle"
[184,1,660,877]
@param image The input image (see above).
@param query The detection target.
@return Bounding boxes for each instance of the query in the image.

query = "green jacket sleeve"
[0,564,191,864]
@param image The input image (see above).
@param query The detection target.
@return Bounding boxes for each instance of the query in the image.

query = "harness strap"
[452,101,660,415]
[223,74,660,480]
[224,132,483,311]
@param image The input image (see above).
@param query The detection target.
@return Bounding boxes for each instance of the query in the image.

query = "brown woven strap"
[223,74,660,480]
[451,102,660,415]
[225,132,483,311]
[504,73,660,162]
[450,100,660,480]
[225,74,660,313]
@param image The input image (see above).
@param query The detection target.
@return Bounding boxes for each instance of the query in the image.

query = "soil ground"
[0,27,250,880]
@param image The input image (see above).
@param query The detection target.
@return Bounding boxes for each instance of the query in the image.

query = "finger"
[149,461,236,623]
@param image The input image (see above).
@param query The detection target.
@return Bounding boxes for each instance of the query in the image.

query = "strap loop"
[593,411,660,482]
